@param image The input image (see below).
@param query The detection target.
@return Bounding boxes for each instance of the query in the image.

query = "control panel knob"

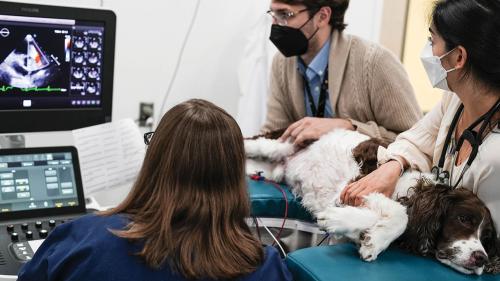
[35,221,42,228]
[49,220,56,227]
[6,225,14,232]
[21,223,29,230]
[39,229,48,238]
[11,232,19,241]
[26,231,33,240]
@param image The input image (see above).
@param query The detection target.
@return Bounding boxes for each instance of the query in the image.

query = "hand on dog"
[340,161,401,206]
[279,117,355,146]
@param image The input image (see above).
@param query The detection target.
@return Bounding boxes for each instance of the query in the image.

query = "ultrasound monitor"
[0,2,116,133]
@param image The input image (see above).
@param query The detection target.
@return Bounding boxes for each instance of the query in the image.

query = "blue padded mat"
[286,244,500,281]
[247,178,314,222]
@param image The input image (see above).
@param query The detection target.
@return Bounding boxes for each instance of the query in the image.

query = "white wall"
[345,0,384,43]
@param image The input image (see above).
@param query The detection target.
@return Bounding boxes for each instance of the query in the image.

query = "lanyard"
[302,67,329,118]
[432,98,500,188]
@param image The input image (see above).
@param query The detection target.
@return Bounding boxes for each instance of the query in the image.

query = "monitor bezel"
[0,146,86,221]
[0,1,116,133]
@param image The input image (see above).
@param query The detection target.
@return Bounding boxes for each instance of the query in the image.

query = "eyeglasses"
[144,131,154,145]
[266,8,308,26]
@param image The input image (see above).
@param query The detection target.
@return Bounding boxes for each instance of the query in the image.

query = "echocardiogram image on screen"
[0,26,69,91]
[0,15,105,110]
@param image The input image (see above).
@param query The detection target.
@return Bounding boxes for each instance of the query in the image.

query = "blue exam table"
[247,179,500,281]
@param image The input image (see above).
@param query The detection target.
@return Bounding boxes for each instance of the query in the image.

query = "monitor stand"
[0,135,26,148]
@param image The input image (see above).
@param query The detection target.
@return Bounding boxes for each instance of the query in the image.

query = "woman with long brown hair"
[18,99,292,281]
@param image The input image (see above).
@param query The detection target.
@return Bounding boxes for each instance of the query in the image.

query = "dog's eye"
[457,215,473,226]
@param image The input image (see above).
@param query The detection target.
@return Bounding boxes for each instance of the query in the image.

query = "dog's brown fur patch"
[245,129,287,140]
[352,138,390,179]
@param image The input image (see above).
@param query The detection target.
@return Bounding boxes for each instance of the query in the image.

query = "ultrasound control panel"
[3,216,77,262]
[0,147,87,276]
[0,152,79,212]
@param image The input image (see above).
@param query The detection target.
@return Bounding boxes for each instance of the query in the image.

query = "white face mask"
[420,41,457,92]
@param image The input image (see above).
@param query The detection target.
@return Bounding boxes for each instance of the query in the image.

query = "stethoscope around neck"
[432,98,500,188]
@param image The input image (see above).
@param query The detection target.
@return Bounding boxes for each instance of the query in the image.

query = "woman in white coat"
[341,0,500,234]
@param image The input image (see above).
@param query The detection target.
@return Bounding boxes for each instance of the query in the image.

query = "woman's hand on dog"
[279,117,355,146]
[341,161,401,206]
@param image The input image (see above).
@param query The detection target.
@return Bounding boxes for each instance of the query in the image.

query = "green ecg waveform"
[0,86,13,92]
[0,85,64,93]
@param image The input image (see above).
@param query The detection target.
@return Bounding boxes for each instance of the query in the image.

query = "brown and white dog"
[245,129,499,275]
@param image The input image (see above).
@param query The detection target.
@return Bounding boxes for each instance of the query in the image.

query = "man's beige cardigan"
[262,30,423,143]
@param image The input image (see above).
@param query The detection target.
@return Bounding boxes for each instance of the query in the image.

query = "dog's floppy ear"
[398,181,452,256]
[481,212,499,257]
[485,238,500,274]
[351,138,389,177]
[483,212,500,274]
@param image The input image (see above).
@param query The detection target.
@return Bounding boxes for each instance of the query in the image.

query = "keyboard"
[0,146,89,276]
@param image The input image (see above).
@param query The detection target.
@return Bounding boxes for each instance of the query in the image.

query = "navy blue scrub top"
[18,214,293,281]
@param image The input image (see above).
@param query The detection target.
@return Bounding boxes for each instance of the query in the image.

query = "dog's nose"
[471,251,488,267]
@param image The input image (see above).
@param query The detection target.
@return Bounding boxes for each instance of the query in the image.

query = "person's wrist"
[384,160,404,177]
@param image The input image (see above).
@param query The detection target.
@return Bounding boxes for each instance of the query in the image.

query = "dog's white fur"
[245,129,418,261]
[246,129,490,274]
[438,236,486,275]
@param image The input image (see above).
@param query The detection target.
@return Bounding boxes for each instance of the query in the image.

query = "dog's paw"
[316,206,379,235]
[359,245,379,262]
[316,208,353,234]
[358,230,383,262]
[485,256,500,274]
[358,224,396,262]
[316,210,338,233]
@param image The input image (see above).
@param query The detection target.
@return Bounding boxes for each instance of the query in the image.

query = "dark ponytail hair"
[432,0,500,92]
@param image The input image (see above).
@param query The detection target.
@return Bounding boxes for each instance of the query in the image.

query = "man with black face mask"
[263,0,422,145]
